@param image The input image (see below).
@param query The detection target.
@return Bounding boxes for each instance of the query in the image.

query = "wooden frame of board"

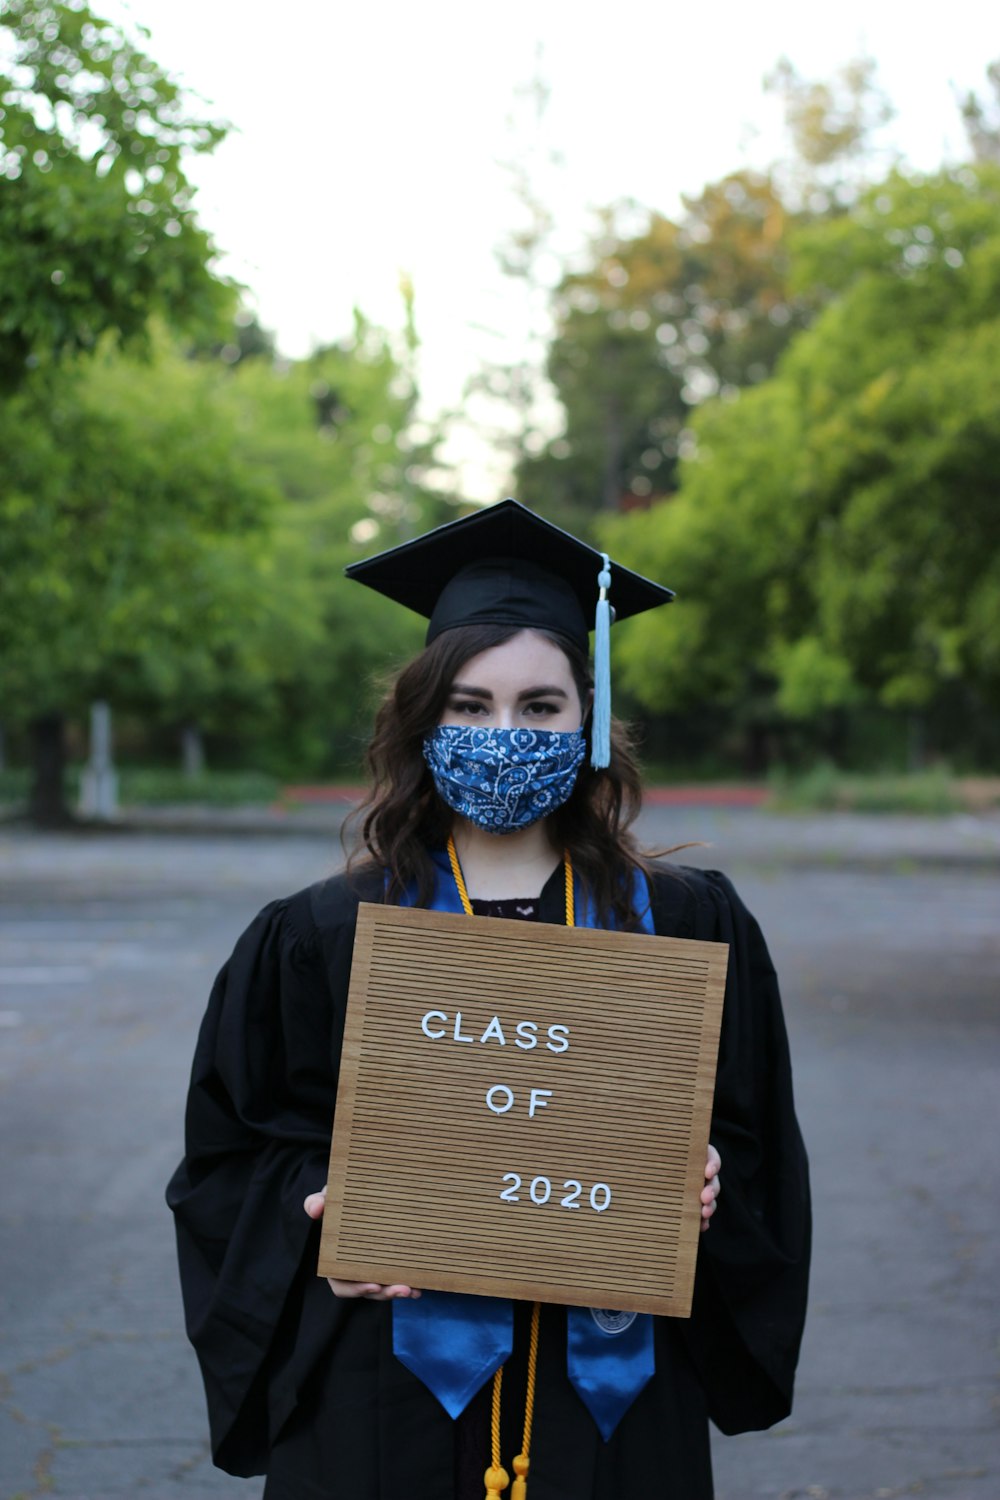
[318,903,728,1317]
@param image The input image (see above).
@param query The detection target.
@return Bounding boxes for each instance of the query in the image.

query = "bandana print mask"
[422,725,587,834]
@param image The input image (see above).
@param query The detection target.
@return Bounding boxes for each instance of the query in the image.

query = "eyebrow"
[449,682,570,700]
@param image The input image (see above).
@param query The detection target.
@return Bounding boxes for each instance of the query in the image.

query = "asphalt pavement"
[1,810,997,1499]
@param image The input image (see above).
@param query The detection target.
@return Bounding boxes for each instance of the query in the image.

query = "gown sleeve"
[165,886,358,1477]
[655,866,812,1435]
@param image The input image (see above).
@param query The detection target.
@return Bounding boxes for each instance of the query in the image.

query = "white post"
[79,701,119,819]
[181,724,206,778]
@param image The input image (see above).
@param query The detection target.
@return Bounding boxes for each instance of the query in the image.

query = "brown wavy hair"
[345,623,655,928]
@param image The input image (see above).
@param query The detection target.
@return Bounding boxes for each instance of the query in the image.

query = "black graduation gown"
[166,862,811,1499]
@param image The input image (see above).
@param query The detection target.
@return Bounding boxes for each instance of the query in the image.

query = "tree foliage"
[512,54,904,539]
[602,166,1000,755]
[0,343,281,729]
[0,316,445,780]
[0,0,231,388]
[516,174,809,526]
[0,4,445,814]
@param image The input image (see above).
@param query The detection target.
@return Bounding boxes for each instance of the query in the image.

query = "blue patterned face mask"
[423,725,587,834]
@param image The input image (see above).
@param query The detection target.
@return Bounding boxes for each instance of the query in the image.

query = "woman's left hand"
[700,1144,721,1232]
[303,1185,422,1299]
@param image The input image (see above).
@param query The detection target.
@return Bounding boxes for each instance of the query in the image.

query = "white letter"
[514,1021,538,1050]
[480,1015,506,1046]
[546,1024,570,1054]
[453,1011,474,1043]
[420,1010,447,1040]
[528,1088,553,1118]
[486,1084,515,1115]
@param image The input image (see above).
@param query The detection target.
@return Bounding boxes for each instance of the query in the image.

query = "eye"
[523,700,561,716]
[448,697,488,716]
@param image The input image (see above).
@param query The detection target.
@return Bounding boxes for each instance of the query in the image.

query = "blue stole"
[391,849,656,1441]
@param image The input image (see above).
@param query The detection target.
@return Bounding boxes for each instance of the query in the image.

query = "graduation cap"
[345,498,674,768]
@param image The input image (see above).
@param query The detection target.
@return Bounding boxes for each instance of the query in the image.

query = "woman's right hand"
[303,1186,422,1300]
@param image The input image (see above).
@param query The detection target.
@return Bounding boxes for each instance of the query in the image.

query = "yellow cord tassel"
[510,1302,541,1499]
[484,1364,509,1497]
[563,854,575,927]
[447,834,475,917]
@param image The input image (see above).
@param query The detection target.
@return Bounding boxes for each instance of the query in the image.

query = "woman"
[167,500,810,1500]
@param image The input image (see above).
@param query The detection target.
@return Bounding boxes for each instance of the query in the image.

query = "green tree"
[0,342,284,820]
[0,1,240,818]
[0,6,448,815]
[513,54,898,536]
[1,313,447,810]
[0,0,232,388]
[603,166,1000,768]
[516,174,807,527]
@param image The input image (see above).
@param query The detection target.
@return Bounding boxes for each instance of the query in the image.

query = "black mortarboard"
[344,497,673,652]
[345,498,674,769]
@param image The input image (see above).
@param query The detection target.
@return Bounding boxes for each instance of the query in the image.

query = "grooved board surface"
[318,903,728,1316]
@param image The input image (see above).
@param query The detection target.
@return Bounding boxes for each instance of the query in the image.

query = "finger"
[303,1186,328,1219]
[326,1279,423,1300]
[705,1144,721,1180]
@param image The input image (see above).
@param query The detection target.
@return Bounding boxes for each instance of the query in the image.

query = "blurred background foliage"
[600,162,1000,773]
[1,4,998,821]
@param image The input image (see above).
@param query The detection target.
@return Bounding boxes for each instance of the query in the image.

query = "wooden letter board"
[318,903,728,1317]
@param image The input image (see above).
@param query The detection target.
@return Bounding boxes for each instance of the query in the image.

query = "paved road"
[1,818,997,1499]
[108,802,1000,868]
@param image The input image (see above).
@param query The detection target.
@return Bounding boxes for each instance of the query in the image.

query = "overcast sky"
[107,1,997,495]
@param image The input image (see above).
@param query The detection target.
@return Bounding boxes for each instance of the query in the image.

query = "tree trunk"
[28,713,72,826]
[741,720,772,776]
[907,711,926,772]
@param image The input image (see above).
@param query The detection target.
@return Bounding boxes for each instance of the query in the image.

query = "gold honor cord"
[445,835,572,1499]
